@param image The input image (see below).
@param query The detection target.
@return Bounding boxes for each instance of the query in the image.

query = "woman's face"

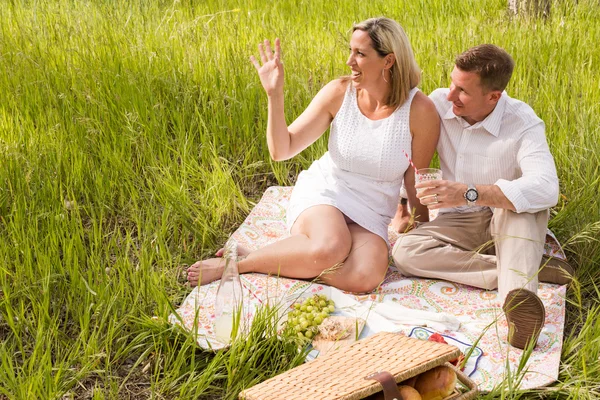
[346,30,388,89]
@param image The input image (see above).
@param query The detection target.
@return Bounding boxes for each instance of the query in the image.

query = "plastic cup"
[415,168,443,220]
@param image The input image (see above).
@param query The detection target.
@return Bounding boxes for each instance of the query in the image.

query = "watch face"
[466,189,478,202]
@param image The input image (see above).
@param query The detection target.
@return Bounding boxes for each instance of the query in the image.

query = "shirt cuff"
[494,179,530,213]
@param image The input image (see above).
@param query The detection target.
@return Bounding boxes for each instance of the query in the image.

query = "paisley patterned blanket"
[170,186,568,391]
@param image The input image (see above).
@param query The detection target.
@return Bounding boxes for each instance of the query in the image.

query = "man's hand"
[415,180,516,211]
[415,180,468,210]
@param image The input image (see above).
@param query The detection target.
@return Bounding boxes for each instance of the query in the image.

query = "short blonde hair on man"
[352,17,421,109]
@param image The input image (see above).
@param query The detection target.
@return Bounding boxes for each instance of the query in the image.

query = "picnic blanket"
[169,186,568,391]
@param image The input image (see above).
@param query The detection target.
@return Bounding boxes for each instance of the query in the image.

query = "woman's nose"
[346,54,354,66]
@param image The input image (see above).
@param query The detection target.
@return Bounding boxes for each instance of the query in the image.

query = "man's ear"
[488,90,502,104]
[385,53,396,69]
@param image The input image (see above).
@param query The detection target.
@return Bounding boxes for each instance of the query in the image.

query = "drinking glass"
[415,168,443,220]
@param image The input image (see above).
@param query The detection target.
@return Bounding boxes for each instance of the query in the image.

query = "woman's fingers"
[264,39,274,60]
[274,38,281,58]
[250,39,283,72]
[258,42,267,64]
[249,55,261,70]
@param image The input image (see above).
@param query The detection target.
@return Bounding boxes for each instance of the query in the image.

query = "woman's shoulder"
[319,78,351,99]
[410,90,439,119]
[313,78,351,117]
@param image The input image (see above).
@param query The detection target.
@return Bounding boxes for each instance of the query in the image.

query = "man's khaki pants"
[391,208,549,302]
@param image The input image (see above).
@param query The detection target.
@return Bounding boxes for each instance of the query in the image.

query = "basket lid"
[239,331,461,400]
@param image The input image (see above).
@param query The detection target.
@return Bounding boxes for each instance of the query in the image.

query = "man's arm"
[416,122,559,212]
[493,122,559,212]
[417,181,516,210]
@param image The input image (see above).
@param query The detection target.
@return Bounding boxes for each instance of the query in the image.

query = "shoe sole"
[539,255,574,285]
[503,288,545,350]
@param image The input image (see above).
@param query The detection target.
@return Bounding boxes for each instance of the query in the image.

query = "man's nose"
[447,87,458,101]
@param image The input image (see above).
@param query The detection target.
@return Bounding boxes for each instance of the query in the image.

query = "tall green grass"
[0,0,598,398]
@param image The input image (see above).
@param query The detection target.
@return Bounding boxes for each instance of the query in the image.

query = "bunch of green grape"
[285,294,335,340]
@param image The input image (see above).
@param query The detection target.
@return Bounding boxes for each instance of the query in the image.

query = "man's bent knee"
[392,234,419,268]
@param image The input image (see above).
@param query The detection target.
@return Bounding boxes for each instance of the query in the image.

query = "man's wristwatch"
[464,184,479,206]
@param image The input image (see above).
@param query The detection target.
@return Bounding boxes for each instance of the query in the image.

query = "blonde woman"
[187,17,439,293]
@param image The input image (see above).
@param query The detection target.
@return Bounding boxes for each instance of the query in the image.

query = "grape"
[284,293,336,342]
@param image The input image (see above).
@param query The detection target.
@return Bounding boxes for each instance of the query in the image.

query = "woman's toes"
[185,259,227,287]
[215,245,251,258]
[186,263,201,285]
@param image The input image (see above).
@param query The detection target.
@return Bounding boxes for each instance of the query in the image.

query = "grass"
[0,0,599,398]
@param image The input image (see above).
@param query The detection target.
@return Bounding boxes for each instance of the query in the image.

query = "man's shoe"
[502,288,545,350]
[538,255,574,285]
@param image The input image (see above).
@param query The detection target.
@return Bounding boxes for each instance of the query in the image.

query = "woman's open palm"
[250,38,284,96]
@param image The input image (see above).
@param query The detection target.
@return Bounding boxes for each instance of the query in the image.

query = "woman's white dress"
[286,83,418,245]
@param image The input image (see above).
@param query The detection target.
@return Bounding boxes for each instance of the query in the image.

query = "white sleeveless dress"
[286,83,418,245]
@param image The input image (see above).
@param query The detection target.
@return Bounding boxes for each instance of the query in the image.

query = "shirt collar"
[443,92,507,137]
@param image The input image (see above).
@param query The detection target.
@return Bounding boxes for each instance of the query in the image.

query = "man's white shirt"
[430,88,559,214]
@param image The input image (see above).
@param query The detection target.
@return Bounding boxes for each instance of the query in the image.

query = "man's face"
[447,67,500,125]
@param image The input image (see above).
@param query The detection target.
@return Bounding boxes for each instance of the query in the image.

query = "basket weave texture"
[239,332,462,400]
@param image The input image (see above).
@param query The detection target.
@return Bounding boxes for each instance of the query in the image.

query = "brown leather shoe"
[502,288,545,350]
[538,255,574,285]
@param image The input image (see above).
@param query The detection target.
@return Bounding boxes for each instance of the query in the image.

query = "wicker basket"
[239,332,478,400]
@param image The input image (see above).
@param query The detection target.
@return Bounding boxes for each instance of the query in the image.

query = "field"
[0,0,599,398]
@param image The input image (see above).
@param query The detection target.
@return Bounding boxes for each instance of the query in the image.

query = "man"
[392,44,571,349]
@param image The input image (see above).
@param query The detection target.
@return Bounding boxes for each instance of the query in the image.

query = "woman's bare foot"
[186,258,229,286]
[215,244,252,258]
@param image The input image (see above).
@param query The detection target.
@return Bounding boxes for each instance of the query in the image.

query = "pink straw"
[402,150,418,174]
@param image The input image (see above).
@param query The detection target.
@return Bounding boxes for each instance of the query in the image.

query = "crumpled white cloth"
[326,287,461,334]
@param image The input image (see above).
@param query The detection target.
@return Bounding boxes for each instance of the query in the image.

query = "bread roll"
[413,366,457,400]
[364,384,422,400]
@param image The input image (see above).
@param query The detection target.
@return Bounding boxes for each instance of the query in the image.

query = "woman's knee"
[308,235,352,270]
[345,254,389,293]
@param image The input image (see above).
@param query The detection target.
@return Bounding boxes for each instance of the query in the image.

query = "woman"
[187,17,439,293]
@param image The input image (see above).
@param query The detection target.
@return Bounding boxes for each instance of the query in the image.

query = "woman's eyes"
[348,48,365,56]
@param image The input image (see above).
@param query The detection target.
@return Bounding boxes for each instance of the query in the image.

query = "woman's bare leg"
[215,245,251,258]
[187,205,353,286]
[318,224,389,293]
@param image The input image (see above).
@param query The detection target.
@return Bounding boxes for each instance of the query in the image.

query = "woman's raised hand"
[250,38,284,96]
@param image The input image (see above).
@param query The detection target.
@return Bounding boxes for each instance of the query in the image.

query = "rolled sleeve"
[495,178,531,213]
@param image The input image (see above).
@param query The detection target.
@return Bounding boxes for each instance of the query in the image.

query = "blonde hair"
[352,17,421,109]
